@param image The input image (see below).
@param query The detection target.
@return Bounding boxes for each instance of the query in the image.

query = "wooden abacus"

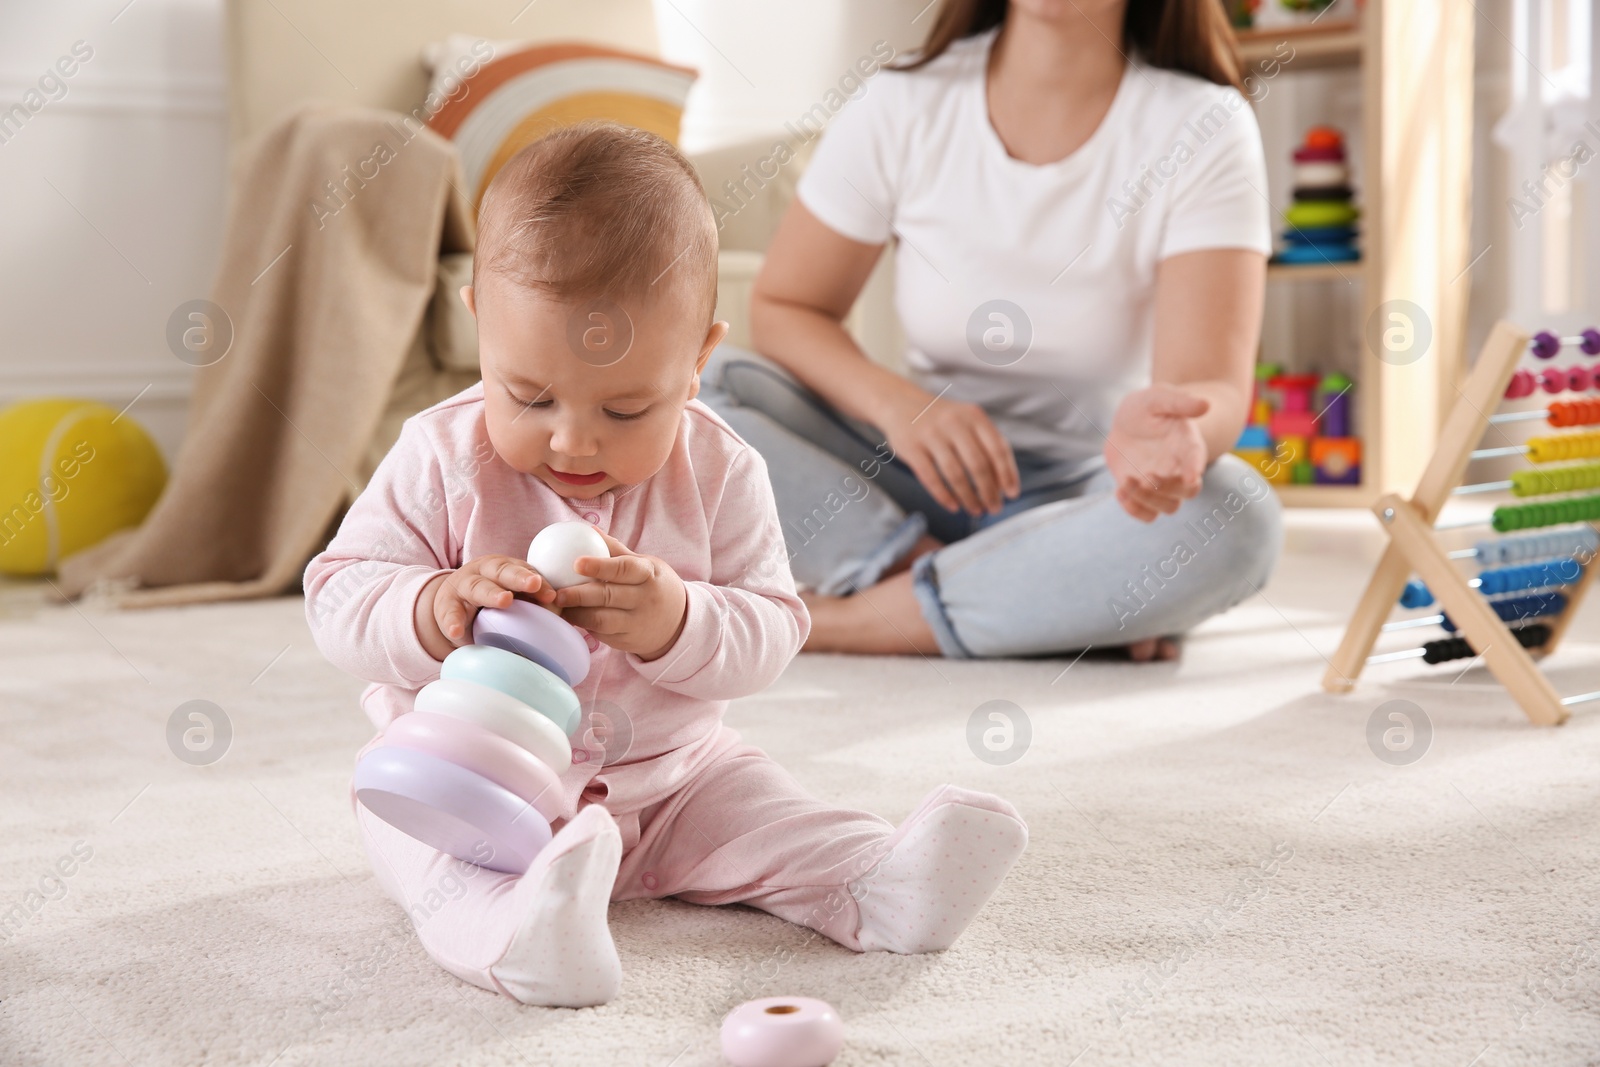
[1325,320,1600,725]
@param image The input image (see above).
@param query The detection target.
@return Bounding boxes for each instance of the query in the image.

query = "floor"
[4,510,1600,1066]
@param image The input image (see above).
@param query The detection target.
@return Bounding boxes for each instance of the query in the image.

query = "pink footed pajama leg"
[618,747,1026,956]
[355,800,623,1007]
[851,784,1029,954]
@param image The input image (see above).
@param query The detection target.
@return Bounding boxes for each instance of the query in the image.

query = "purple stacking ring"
[474,599,591,686]
[354,745,552,874]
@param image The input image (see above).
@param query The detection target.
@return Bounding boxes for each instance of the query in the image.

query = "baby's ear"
[689,321,729,400]
[697,320,729,367]
[459,285,476,317]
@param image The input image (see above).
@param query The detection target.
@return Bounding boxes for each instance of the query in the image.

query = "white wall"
[0,0,228,461]
[652,0,933,153]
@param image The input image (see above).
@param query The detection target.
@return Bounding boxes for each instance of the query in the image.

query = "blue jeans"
[700,346,1283,658]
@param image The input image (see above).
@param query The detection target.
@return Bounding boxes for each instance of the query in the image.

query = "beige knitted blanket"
[56,104,473,607]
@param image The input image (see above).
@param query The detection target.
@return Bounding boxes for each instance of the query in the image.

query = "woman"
[702,0,1281,661]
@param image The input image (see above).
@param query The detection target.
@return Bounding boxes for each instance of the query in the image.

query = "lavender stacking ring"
[383,712,565,822]
[474,599,591,686]
[353,745,552,874]
[720,997,845,1067]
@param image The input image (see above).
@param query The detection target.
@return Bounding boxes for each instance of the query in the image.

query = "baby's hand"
[553,532,688,662]
[423,554,558,654]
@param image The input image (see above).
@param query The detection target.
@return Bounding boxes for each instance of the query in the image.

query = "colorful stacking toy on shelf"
[1233,364,1360,486]
[1274,126,1360,265]
[353,521,607,874]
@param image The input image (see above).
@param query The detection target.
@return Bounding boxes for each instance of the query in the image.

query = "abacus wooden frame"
[1322,319,1600,726]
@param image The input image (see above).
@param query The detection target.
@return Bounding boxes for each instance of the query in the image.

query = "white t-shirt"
[796,29,1271,473]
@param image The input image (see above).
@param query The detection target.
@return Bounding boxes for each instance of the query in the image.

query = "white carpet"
[6,516,1600,1066]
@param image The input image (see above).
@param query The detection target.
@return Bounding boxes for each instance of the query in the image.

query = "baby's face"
[468,274,726,500]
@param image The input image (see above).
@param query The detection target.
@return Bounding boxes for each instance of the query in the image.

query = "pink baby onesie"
[304,382,1029,1006]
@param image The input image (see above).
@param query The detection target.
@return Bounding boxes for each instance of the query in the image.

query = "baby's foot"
[851,784,1028,954]
[489,802,623,1007]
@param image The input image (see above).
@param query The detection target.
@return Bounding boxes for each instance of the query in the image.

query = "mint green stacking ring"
[441,645,580,736]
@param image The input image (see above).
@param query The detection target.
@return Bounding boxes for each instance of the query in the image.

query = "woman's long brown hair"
[896,0,1243,91]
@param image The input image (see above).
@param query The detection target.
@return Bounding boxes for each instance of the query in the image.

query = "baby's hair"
[473,121,718,322]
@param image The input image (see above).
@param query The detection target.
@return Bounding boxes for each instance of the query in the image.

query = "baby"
[303,122,1028,1008]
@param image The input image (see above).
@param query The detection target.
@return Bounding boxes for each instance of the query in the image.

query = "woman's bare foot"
[800,571,941,655]
[1125,636,1180,662]
[882,533,943,579]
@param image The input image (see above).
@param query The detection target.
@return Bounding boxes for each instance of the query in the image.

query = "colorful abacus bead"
[1505,369,1537,399]
[1397,556,1584,609]
[1539,367,1567,394]
[1532,330,1563,358]
[1547,399,1600,427]
[1440,592,1568,633]
[1511,461,1600,497]
[1492,493,1600,532]
[1474,557,1583,595]
[1569,365,1595,393]
[1473,526,1600,565]
[1527,431,1600,464]
[1399,579,1433,609]
[1422,624,1550,664]
[1583,328,1600,356]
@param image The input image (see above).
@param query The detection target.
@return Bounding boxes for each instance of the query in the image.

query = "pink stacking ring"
[382,712,565,822]
[720,997,845,1067]
[353,745,552,874]
[415,678,572,773]
[474,599,591,686]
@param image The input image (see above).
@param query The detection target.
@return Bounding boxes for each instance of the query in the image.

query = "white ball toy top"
[527,521,610,590]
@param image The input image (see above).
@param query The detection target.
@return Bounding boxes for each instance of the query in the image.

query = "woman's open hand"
[879,389,1020,516]
[1105,385,1210,522]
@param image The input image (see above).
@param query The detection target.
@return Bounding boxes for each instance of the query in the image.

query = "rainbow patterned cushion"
[427,43,697,213]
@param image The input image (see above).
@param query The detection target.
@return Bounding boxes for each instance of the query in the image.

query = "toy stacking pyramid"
[1277,126,1361,265]
[354,604,595,874]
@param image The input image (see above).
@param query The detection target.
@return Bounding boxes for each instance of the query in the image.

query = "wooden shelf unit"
[1236,22,1363,70]
[1232,2,1475,508]
[1265,260,1362,284]
[1274,482,1374,508]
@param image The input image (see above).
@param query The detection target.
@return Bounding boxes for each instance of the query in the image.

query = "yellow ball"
[0,398,167,575]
